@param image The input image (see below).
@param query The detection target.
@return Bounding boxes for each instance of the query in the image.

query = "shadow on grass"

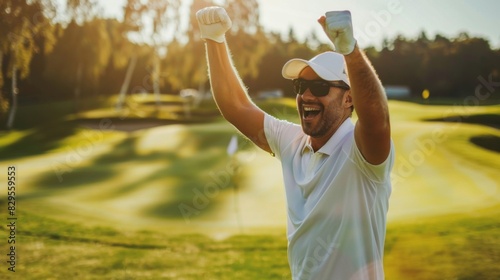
[30,124,251,220]
[75,117,219,132]
[470,135,500,153]
[141,101,184,106]
[426,113,500,153]
[22,230,169,249]
[0,120,78,160]
[426,113,500,129]
[389,97,500,106]
[14,209,213,249]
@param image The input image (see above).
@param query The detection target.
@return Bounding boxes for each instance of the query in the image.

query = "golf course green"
[0,96,499,279]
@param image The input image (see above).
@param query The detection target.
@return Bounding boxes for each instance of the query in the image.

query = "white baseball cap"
[282,51,350,86]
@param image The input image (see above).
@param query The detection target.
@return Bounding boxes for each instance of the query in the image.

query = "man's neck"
[309,117,350,152]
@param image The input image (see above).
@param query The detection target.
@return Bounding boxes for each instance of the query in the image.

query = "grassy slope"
[385,205,500,280]
[1,207,499,279]
[386,101,500,221]
[4,211,289,280]
[1,97,499,279]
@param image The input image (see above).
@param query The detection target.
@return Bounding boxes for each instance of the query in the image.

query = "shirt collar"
[302,118,354,156]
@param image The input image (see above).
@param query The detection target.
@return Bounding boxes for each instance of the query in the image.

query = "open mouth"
[303,105,322,120]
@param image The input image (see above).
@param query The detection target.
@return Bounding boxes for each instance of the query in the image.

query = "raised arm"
[345,46,391,164]
[319,11,391,165]
[196,7,271,153]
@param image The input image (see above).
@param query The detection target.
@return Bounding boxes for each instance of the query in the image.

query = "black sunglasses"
[293,79,350,97]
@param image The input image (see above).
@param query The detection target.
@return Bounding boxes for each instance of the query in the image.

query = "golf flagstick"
[226,135,243,233]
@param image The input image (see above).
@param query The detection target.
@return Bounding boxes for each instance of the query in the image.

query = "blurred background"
[0,0,499,279]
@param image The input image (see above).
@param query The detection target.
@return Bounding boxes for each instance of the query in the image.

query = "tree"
[223,0,267,84]
[450,35,494,96]
[225,0,260,34]
[164,0,269,95]
[45,19,111,106]
[135,0,181,109]
[67,0,99,24]
[114,0,148,110]
[250,32,290,94]
[0,0,57,129]
[45,0,111,112]
[162,0,215,92]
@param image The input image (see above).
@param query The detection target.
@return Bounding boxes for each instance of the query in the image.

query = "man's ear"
[343,90,353,108]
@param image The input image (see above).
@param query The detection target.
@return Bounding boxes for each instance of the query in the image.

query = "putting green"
[1,100,499,235]
[386,101,500,222]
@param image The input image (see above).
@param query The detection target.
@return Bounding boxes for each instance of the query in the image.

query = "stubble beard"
[302,112,336,138]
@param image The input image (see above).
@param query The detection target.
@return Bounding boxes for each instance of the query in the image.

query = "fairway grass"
[0,99,499,279]
[4,211,291,280]
[1,206,499,279]
[385,205,500,280]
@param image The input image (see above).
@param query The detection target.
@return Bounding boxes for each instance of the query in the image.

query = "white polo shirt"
[264,114,394,280]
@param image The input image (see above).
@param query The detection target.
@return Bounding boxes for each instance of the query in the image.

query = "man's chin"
[301,124,318,137]
[302,120,330,138]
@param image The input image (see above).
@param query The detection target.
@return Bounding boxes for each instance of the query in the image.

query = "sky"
[258,0,500,49]
[95,0,500,49]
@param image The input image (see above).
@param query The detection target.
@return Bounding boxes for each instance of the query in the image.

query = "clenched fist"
[196,6,232,43]
[318,11,357,55]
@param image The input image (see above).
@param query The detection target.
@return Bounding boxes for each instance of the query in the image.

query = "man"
[196,7,394,280]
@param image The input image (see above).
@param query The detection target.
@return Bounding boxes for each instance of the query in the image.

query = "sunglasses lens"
[293,80,305,95]
[309,83,330,96]
[293,80,334,97]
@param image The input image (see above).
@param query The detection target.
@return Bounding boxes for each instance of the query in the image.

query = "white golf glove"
[196,6,232,43]
[319,11,357,55]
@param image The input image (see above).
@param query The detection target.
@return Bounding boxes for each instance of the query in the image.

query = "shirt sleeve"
[264,113,302,160]
[349,139,395,183]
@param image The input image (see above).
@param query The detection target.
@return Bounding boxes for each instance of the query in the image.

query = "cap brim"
[282,59,344,82]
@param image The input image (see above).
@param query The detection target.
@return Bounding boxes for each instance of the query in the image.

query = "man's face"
[296,67,352,139]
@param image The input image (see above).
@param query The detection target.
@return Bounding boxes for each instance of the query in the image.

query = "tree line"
[1,0,499,128]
